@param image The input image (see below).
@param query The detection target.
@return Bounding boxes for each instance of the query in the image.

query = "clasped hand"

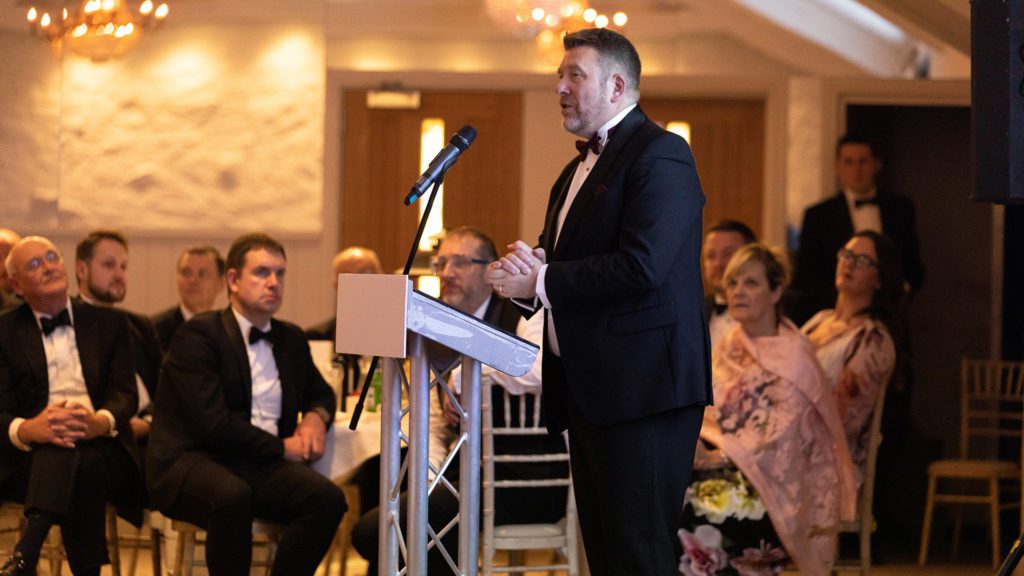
[19,401,108,448]
[283,413,327,463]
[487,240,546,300]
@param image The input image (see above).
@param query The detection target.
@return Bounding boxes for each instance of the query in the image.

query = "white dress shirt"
[535,104,638,356]
[8,299,117,451]
[843,188,882,233]
[232,307,283,436]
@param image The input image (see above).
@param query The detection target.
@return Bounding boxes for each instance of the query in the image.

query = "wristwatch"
[307,406,332,426]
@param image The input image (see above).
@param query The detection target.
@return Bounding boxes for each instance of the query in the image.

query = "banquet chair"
[832,371,890,576]
[112,509,162,576]
[480,386,578,576]
[0,503,124,576]
[918,358,1024,568]
[320,468,361,576]
[170,518,283,576]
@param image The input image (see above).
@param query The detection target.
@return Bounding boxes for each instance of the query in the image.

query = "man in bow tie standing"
[790,133,924,325]
[147,232,345,576]
[0,236,143,576]
[486,28,711,575]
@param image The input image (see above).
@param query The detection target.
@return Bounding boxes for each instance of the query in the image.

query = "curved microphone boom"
[404,125,477,205]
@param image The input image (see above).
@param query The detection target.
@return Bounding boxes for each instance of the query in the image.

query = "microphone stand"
[348,165,449,430]
[996,533,1024,576]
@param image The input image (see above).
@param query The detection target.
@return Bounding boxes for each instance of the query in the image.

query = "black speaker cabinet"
[972,0,1024,204]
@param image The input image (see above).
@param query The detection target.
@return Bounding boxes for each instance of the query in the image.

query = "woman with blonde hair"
[678,244,856,576]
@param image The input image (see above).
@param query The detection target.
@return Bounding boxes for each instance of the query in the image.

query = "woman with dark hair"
[679,244,856,576]
[801,230,899,482]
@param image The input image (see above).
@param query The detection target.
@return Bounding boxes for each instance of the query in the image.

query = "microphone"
[404,125,477,205]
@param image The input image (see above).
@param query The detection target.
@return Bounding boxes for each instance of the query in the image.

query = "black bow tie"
[40,309,71,336]
[712,302,728,316]
[854,197,879,208]
[575,134,601,160]
[248,326,276,346]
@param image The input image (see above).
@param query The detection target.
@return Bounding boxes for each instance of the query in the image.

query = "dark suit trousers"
[165,456,346,576]
[1,440,134,571]
[566,392,703,576]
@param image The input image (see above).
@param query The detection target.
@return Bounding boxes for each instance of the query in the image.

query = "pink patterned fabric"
[802,311,895,480]
[702,320,857,576]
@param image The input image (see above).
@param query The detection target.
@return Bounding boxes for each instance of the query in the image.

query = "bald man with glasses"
[0,237,142,576]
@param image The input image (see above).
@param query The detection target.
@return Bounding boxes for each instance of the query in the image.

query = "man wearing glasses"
[0,237,142,576]
[352,226,565,575]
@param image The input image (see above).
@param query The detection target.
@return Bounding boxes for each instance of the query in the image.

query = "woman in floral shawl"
[801,231,899,482]
[679,244,856,576]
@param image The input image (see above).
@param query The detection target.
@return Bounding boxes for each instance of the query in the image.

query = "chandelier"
[485,0,627,61]
[23,0,170,62]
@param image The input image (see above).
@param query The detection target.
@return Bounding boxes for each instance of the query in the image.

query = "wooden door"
[342,91,522,272]
[641,98,765,239]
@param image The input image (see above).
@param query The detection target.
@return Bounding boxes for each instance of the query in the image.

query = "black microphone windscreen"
[453,125,477,149]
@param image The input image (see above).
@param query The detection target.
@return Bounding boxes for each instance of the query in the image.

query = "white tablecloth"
[311,410,383,482]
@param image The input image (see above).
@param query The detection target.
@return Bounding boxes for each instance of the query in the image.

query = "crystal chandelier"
[23,0,170,61]
[485,0,627,62]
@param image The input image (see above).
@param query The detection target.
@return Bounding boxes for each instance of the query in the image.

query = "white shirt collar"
[470,295,492,321]
[594,103,637,150]
[231,305,271,344]
[179,303,195,322]
[843,187,878,207]
[32,297,75,329]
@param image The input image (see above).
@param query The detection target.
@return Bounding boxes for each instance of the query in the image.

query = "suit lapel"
[15,306,49,397]
[553,107,646,258]
[71,301,101,400]
[220,308,253,405]
[271,319,297,433]
[544,161,579,256]
[827,194,855,241]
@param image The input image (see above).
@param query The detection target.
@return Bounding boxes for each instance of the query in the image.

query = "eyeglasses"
[24,250,62,273]
[429,254,490,274]
[836,248,877,270]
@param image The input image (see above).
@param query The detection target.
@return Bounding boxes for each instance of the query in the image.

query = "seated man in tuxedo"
[351,226,566,574]
[147,232,346,576]
[0,228,22,314]
[152,244,225,353]
[0,236,143,576]
[702,220,756,349]
[305,245,383,340]
[74,229,163,443]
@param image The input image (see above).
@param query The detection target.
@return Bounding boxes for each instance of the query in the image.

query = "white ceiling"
[2,0,972,78]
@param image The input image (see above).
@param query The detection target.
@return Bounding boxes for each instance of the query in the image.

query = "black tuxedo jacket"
[71,296,162,408]
[0,300,141,483]
[147,307,337,511]
[151,305,185,354]
[528,106,712,431]
[792,191,925,323]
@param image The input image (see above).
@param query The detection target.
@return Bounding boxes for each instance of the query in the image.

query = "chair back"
[959,358,1024,461]
[858,367,890,526]
[481,384,577,575]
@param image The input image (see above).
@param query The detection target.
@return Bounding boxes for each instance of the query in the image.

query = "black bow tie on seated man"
[712,302,728,316]
[40,309,72,336]
[854,197,879,208]
[248,326,277,346]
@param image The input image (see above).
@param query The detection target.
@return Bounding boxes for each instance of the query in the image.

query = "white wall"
[0,21,969,330]
[0,22,337,327]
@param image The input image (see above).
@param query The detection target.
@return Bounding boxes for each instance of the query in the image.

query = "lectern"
[336,274,539,576]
